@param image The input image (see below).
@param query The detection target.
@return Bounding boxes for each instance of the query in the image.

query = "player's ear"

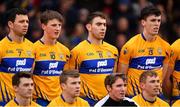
[140,82,145,89]
[8,21,13,29]
[61,83,66,90]
[86,23,91,31]
[13,85,18,93]
[41,23,46,31]
[141,19,145,27]
[106,85,111,92]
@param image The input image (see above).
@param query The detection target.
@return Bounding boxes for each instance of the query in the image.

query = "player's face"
[43,19,62,39]
[88,17,107,40]
[142,15,161,36]
[10,15,29,36]
[108,78,127,101]
[143,76,160,96]
[62,77,81,98]
[14,78,34,99]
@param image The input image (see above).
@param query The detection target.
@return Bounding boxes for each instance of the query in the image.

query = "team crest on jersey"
[49,52,56,59]
[106,51,112,57]
[97,51,103,58]
[148,47,154,55]
[157,47,162,55]
[59,54,64,59]
[6,50,14,54]
[123,48,128,55]
[26,51,32,57]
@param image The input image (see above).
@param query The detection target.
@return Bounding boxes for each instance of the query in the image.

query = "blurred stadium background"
[0,0,179,50]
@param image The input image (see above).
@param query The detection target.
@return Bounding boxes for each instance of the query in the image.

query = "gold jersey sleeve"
[169,39,180,100]
[119,34,171,97]
[0,37,34,103]
[68,40,118,101]
[172,100,180,107]
[48,96,89,107]
[33,40,70,101]
[132,94,169,107]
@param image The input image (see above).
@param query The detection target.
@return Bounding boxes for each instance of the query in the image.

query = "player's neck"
[8,32,24,43]
[41,35,57,45]
[142,31,156,42]
[87,35,102,45]
[15,95,31,106]
[61,92,76,104]
[142,91,156,102]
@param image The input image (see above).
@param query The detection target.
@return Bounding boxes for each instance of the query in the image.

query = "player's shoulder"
[71,40,88,51]
[171,39,180,46]
[24,38,33,45]
[157,36,170,47]
[103,41,118,51]
[56,41,70,52]
[125,34,141,45]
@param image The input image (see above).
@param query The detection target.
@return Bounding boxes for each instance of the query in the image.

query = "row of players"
[0,5,179,106]
[7,69,177,106]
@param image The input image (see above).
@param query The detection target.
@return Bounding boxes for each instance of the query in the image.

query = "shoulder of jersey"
[71,40,87,50]
[157,36,170,46]
[171,39,180,46]
[0,37,9,44]
[123,34,141,46]
[103,41,118,51]
[25,38,33,45]
[56,41,70,51]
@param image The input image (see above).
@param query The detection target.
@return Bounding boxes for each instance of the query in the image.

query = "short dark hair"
[139,71,158,83]
[86,11,107,24]
[105,73,127,88]
[40,10,64,25]
[60,70,80,84]
[12,72,32,86]
[140,5,161,20]
[6,8,28,24]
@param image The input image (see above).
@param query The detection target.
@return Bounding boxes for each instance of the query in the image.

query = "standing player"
[163,39,180,102]
[33,10,70,106]
[132,71,169,106]
[5,72,39,106]
[48,70,89,106]
[68,12,119,105]
[0,8,34,106]
[118,5,171,97]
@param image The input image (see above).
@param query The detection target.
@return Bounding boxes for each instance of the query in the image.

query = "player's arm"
[163,45,175,97]
[113,48,119,73]
[63,48,70,70]
[117,44,131,74]
[0,43,3,64]
[67,48,79,70]
[118,63,129,74]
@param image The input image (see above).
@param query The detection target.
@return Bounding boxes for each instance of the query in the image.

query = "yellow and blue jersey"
[5,99,40,107]
[33,40,70,101]
[68,40,118,101]
[132,94,169,106]
[48,95,89,107]
[0,36,34,103]
[169,39,180,100]
[172,100,180,107]
[119,34,171,97]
